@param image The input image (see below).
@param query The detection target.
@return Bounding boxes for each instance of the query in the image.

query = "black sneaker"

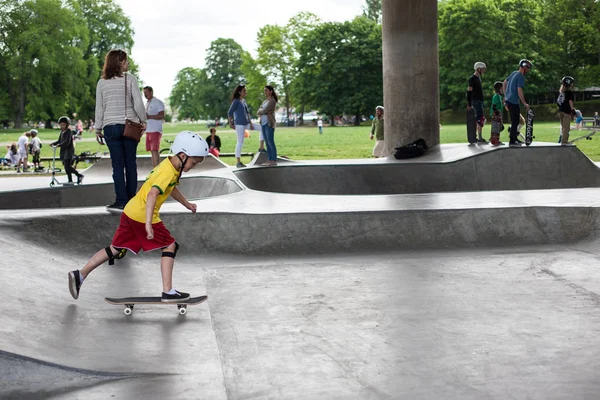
[68,270,82,299]
[77,174,84,185]
[258,148,267,154]
[106,203,125,210]
[509,142,522,147]
[161,290,190,302]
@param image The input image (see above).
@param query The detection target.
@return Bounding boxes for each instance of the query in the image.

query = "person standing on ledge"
[467,61,488,144]
[503,59,532,146]
[369,106,385,158]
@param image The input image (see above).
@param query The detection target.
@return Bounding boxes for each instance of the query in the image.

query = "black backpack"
[394,138,429,159]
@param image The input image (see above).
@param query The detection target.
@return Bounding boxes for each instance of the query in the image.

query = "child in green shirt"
[489,81,504,146]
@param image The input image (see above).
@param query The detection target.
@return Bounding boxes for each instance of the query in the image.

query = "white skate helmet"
[171,131,209,157]
[474,62,486,70]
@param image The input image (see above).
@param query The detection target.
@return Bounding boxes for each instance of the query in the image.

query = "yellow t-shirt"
[124,158,180,224]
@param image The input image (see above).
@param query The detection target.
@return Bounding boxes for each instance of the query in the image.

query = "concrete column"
[382,0,440,155]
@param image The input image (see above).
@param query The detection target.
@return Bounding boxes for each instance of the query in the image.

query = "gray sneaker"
[236,162,246,168]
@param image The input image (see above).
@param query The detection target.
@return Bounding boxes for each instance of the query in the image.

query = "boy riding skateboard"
[68,131,209,302]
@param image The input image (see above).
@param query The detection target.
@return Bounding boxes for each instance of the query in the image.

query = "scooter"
[49,145,76,187]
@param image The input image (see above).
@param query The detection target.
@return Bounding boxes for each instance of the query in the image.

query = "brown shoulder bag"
[123,74,145,142]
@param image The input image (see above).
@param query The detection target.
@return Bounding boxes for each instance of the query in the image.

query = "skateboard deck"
[105,295,207,315]
[467,109,477,144]
[525,108,535,146]
[106,207,124,215]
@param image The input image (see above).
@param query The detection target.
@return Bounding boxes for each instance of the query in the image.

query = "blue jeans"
[261,124,277,161]
[103,124,138,205]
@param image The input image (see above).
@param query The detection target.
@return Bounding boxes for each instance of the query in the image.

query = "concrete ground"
[2,144,600,399]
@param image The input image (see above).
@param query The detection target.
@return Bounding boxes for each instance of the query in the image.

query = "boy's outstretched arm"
[170,187,196,213]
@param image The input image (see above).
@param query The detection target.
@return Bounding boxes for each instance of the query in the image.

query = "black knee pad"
[161,242,179,259]
[105,247,127,265]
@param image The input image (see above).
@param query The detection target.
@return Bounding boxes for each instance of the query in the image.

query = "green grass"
[1,121,598,165]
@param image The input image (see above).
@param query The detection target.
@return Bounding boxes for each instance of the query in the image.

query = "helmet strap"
[175,154,188,183]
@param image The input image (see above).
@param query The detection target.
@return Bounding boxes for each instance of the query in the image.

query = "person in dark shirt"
[52,116,84,184]
[556,76,575,145]
[467,61,487,144]
[206,127,222,157]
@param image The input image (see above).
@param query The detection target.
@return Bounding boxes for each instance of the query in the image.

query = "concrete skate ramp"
[85,154,228,177]
[235,146,600,194]
[0,175,242,209]
[3,201,600,398]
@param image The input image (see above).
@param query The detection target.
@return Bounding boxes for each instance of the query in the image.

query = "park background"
[1,0,599,161]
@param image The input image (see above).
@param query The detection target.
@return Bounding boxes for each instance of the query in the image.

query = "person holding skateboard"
[557,76,576,145]
[503,59,532,146]
[68,131,209,302]
[467,62,487,144]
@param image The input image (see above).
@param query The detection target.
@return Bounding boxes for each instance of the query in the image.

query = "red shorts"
[145,131,162,151]
[209,147,220,157]
[112,213,176,254]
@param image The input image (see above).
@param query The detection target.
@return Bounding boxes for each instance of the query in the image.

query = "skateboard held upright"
[525,108,535,146]
[467,109,477,144]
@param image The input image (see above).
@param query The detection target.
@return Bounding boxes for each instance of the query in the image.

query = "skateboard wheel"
[178,306,187,315]
[124,307,133,316]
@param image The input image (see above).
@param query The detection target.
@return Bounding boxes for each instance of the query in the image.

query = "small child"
[594,111,599,127]
[1,144,19,167]
[68,131,209,302]
[556,76,575,145]
[51,116,83,184]
[575,109,583,130]
[206,127,221,157]
[489,81,504,146]
[29,129,43,171]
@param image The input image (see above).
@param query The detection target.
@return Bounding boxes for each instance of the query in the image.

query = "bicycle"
[160,139,173,154]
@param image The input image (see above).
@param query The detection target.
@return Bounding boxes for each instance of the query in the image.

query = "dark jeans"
[103,124,138,206]
[62,158,81,182]
[261,124,277,161]
[506,101,521,142]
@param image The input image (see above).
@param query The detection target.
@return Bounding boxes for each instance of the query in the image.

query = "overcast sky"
[115,0,365,102]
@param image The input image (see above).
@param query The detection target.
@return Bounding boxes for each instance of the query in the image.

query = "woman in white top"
[95,49,146,210]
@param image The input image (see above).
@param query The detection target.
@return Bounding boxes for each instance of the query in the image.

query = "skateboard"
[466,108,477,144]
[568,128,598,144]
[525,108,535,146]
[105,207,124,216]
[105,295,208,315]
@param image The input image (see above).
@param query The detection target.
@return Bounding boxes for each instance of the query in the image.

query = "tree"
[438,0,545,110]
[538,0,600,89]
[240,52,268,115]
[169,67,211,121]
[0,0,136,127]
[204,38,246,118]
[257,24,295,121]
[69,0,136,120]
[362,0,382,24]
[0,0,88,128]
[296,17,383,125]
